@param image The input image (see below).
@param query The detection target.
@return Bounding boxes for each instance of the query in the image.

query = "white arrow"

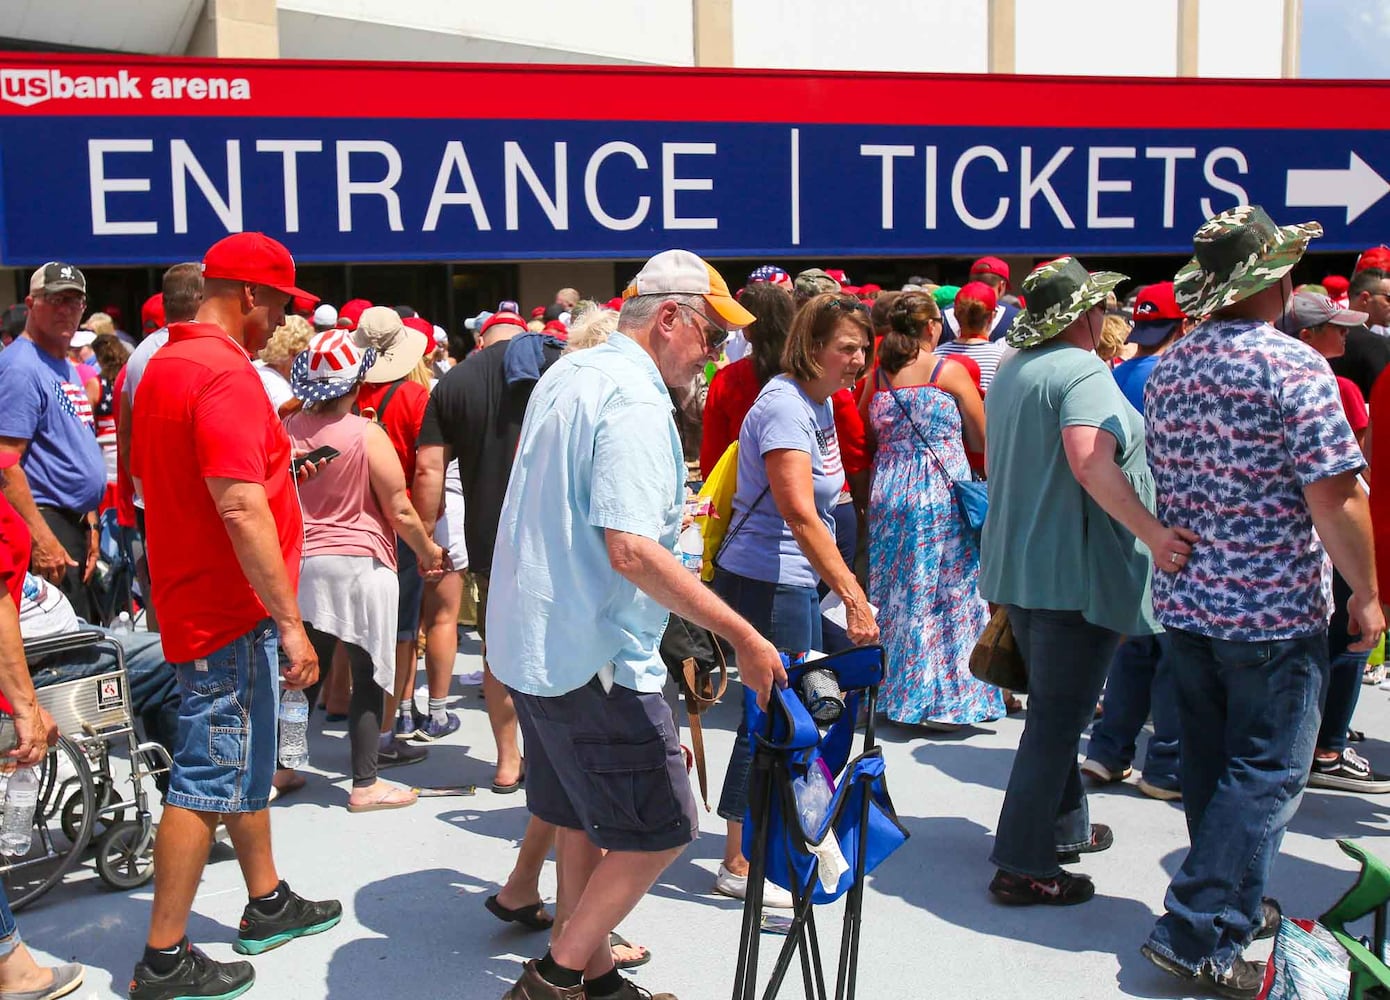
[1286,152,1390,225]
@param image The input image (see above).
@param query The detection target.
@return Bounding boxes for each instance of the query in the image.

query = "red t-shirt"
[0,493,29,713]
[112,367,137,529]
[1336,376,1369,435]
[131,322,302,663]
[700,358,760,479]
[357,379,429,493]
[1370,367,1390,593]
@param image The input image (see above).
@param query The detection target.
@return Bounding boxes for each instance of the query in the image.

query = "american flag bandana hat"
[290,330,378,403]
[748,265,790,287]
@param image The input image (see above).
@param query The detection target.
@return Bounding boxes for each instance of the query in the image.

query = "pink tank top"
[283,410,397,569]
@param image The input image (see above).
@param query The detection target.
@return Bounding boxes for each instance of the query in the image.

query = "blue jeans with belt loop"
[990,607,1121,878]
[712,568,822,824]
[1145,629,1328,975]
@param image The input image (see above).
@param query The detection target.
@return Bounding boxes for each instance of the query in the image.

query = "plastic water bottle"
[0,767,39,856]
[277,688,310,769]
[111,611,132,635]
[678,524,703,576]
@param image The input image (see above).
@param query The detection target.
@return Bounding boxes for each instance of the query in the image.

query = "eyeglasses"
[676,303,729,351]
[41,292,86,310]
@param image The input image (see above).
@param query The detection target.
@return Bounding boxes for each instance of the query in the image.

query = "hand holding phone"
[292,445,340,478]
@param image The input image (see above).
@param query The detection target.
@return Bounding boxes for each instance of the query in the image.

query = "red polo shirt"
[0,493,29,713]
[131,322,302,663]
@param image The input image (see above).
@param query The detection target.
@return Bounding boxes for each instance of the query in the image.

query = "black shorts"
[510,678,698,853]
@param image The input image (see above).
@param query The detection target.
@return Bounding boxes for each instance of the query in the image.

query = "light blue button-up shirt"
[486,333,685,697]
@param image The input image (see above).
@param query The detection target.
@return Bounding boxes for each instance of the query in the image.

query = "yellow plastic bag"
[1369,634,1386,669]
[695,441,738,583]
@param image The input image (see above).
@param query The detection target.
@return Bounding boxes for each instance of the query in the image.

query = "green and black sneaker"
[234,883,342,956]
[129,942,254,1000]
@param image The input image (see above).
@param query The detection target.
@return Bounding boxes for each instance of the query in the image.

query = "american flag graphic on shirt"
[54,379,94,428]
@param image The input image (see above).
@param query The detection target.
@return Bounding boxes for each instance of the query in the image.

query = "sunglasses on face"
[676,303,729,351]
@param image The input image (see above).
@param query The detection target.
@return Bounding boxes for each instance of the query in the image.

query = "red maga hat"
[201,232,313,300]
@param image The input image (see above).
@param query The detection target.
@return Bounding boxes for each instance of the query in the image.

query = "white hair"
[617,292,706,331]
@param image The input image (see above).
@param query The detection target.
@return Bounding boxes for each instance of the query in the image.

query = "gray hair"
[617,292,706,332]
[565,308,620,354]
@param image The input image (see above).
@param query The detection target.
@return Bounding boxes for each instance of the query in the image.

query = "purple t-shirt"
[1144,317,1364,641]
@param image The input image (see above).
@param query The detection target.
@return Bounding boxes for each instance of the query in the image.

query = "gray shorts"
[510,677,698,853]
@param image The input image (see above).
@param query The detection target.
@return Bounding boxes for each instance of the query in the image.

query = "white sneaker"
[714,863,795,909]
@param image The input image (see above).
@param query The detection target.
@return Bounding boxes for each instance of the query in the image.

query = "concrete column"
[988,0,1015,74]
[1281,0,1302,77]
[692,0,734,67]
[1177,0,1200,77]
[185,0,280,59]
[518,262,621,314]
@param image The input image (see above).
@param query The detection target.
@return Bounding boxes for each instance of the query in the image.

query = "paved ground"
[17,630,1390,1000]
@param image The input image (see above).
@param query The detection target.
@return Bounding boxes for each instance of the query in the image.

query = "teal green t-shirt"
[979,342,1159,636]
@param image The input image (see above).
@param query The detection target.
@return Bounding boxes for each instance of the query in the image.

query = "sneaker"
[392,712,420,741]
[1137,777,1183,801]
[1140,944,1265,1000]
[586,978,678,1000]
[1308,748,1390,793]
[377,737,428,768]
[1057,823,1113,864]
[1079,758,1132,784]
[234,884,342,955]
[713,863,795,909]
[988,869,1095,906]
[501,960,585,1000]
[412,712,461,742]
[1365,663,1387,685]
[129,943,253,1000]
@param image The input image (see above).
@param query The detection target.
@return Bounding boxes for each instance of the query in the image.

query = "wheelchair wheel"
[95,819,154,891]
[60,777,123,843]
[1,737,96,912]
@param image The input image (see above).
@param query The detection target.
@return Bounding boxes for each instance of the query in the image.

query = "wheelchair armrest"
[23,628,115,664]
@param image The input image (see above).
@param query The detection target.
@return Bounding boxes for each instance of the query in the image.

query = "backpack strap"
[928,357,947,385]
[358,380,405,424]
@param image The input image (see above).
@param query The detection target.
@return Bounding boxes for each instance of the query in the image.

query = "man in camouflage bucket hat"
[1141,205,1382,998]
[1005,257,1127,350]
[1173,204,1322,317]
[793,268,841,303]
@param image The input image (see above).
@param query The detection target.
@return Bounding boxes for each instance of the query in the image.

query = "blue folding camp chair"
[731,645,909,1000]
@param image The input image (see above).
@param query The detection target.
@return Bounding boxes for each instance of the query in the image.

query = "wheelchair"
[0,629,171,911]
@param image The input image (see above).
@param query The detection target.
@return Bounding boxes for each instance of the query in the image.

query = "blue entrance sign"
[0,56,1385,264]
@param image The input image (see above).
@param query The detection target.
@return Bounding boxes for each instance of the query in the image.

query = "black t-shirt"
[418,338,563,576]
[1330,325,1390,401]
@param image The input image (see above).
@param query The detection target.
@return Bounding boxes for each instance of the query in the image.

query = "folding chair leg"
[734,755,775,1000]
[835,774,874,1000]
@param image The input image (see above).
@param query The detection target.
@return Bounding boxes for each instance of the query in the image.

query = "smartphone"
[292,445,340,475]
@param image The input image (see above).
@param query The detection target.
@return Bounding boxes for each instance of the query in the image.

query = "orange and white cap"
[622,249,755,328]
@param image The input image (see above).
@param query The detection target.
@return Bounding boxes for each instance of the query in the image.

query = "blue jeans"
[1146,629,1329,974]
[712,568,821,824]
[990,607,1121,878]
[0,888,17,957]
[166,621,279,814]
[396,537,423,641]
[1086,634,1180,790]
[1318,651,1367,754]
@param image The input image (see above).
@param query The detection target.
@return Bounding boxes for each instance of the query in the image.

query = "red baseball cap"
[337,299,373,331]
[141,293,165,334]
[201,232,313,300]
[291,293,320,316]
[1323,275,1350,299]
[956,280,998,314]
[480,311,528,338]
[824,268,852,287]
[1355,246,1390,274]
[606,297,624,312]
[1131,281,1186,322]
[530,306,547,319]
[402,316,434,339]
[970,257,1010,283]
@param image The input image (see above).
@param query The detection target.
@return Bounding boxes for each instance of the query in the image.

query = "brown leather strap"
[687,707,710,810]
[680,645,729,713]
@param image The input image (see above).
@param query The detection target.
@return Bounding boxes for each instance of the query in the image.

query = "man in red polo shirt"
[128,233,340,1000]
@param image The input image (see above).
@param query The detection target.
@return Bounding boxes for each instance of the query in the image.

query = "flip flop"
[491,770,526,794]
[610,932,651,970]
[485,894,554,931]
[347,788,418,813]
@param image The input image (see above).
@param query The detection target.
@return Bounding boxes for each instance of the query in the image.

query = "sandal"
[610,931,651,970]
[346,786,417,813]
[485,894,554,931]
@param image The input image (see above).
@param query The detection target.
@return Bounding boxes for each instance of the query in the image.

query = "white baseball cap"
[312,303,339,330]
[622,249,755,327]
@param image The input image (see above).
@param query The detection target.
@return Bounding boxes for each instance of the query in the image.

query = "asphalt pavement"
[18,630,1390,1000]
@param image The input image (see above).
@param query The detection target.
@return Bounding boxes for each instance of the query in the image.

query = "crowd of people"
[0,204,1385,1000]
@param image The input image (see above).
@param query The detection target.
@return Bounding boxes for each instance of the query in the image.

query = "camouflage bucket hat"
[794,268,842,298]
[1173,205,1322,318]
[1006,257,1128,349]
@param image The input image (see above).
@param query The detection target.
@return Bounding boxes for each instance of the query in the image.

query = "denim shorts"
[396,537,424,642]
[510,676,698,853]
[166,620,278,814]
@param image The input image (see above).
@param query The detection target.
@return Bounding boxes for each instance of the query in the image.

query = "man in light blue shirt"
[490,250,785,1000]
